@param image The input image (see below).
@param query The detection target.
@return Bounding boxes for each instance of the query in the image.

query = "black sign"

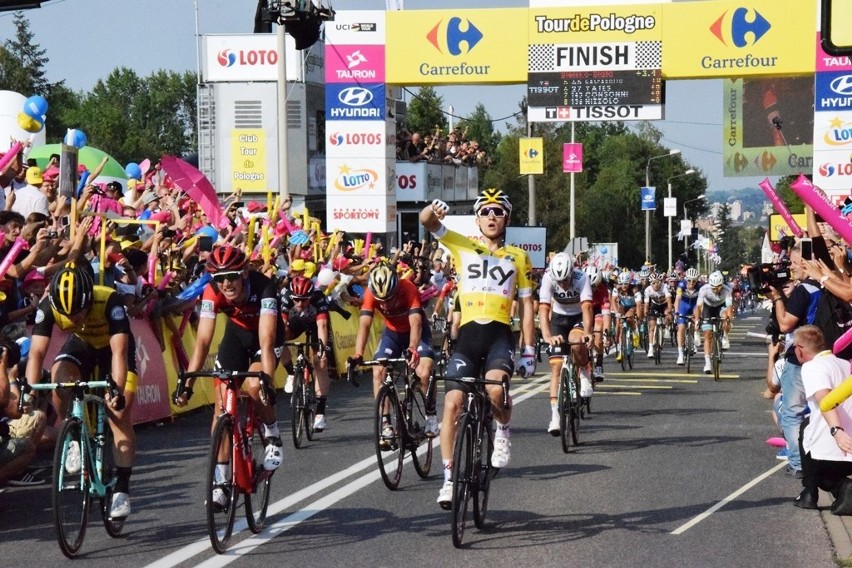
[528,70,663,108]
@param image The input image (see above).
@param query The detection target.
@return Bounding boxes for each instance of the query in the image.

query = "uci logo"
[426,17,483,56]
[710,7,771,48]
[217,49,236,67]
[338,87,373,107]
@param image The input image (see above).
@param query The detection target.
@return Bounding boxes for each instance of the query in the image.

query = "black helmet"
[50,262,94,317]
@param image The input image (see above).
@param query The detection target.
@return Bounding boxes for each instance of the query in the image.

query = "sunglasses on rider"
[212,271,243,283]
[477,206,507,218]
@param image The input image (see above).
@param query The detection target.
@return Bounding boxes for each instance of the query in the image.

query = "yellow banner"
[662,0,815,78]
[230,129,267,192]
[528,4,663,44]
[519,137,544,174]
[769,213,807,242]
[386,8,528,85]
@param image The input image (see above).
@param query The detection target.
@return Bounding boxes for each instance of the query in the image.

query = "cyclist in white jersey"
[538,252,593,435]
[695,271,734,374]
[611,271,642,360]
[643,273,672,358]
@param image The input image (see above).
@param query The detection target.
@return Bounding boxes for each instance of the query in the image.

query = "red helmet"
[289,276,314,298]
[208,245,247,272]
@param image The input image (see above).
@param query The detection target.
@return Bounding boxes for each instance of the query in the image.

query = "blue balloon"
[64,128,87,149]
[176,273,212,301]
[196,225,219,241]
[601,246,608,254]
[125,162,142,180]
[23,95,48,120]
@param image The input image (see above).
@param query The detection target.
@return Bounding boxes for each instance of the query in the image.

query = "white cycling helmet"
[708,271,724,287]
[584,265,602,286]
[638,266,651,279]
[548,252,573,281]
[685,268,699,281]
[617,271,632,285]
[649,272,663,283]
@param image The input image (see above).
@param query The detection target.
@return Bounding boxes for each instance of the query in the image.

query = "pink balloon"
[765,437,787,448]
[834,325,852,357]
[759,178,803,238]
[790,174,852,245]
[0,143,23,175]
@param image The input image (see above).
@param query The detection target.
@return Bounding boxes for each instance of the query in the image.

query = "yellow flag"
[519,137,544,175]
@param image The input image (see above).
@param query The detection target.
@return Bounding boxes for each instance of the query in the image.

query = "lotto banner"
[722,77,813,178]
[662,0,815,78]
[385,8,528,84]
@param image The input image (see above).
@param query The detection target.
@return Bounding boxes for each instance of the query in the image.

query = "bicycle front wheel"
[245,415,271,533]
[375,385,404,490]
[304,368,317,441]
[291,372,306,449]
[207,414,238,554]
[99,425,125,538]
[451,413,474,548]
[409,387,433,479]
[686,331,694,374]
[53,417,90,558]
[713,336,722,382]
[473,418,493,529]
[619,331,628,371]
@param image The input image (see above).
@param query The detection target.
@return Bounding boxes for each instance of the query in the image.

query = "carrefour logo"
[710,8,771,48]
[334,165,379,192]
[427,17,483,56]
[218,49,236,67]
[525,148,539,159]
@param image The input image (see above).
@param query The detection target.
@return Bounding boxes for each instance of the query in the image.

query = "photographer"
[767,242,823,478]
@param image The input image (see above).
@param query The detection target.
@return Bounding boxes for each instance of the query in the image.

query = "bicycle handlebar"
[174,370,269,405]
[346,355,413,388]
[16,377,119,413]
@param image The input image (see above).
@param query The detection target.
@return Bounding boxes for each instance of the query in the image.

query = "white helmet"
[584,265,602,286]
[708,271,724,287]
[639,266,651,278]
[548,252,573,281]
[685,268,699,281]
[649,272,663,283]
[617,272,631,285]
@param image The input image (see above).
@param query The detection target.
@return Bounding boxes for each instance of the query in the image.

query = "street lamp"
[665,169,695,271]
[645,149,680,263]
[682,194,706,262]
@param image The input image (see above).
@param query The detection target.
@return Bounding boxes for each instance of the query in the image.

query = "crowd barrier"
[41,303,384,425]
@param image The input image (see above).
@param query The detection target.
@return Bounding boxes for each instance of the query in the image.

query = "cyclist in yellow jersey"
[420,189,536,509]
[27,262,137,520]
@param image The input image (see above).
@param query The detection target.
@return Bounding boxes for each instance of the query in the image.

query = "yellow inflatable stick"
[246,217,257,253]
[820,376,852,412]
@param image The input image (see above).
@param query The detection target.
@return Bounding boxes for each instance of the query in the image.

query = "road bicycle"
[683,318,698,374]
[439,372,509,548]
[638,316,649,352]
[617,315,636,371]
[701,317,728,381]
[175,370,274,553]
[284,339,322,449]
[650,312,667,365]
[347,356,433,490]
[18,377,125,558]
[667,316,678,348]
[557,341,591,453]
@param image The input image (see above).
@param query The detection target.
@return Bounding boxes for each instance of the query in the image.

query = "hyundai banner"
[325,83,387,121]
[640,186,656,211]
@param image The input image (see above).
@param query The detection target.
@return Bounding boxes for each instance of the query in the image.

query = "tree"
[405,87,447,137]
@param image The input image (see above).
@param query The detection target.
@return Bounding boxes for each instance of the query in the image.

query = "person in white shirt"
[10,166,49,219]
[796,325,852,513]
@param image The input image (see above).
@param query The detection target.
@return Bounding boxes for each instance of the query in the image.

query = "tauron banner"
[722,77,814,178]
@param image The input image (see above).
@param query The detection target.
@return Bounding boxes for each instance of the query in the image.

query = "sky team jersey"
[199,271,278,331]
[361,278,422,333]
[433,225,532,327]
[643,284,671,306]
[539,269,592,317]
[697,283,733,308]
[32,286,131,349]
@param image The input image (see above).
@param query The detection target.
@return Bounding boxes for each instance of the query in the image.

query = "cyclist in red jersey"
[350,262,439,439]
[585,265,612,381]
[176,245,282,509]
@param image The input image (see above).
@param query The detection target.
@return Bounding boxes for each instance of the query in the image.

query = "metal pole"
[570,121,575,239]
[645,163,650,264]
[277,22,290,199]
[527,120,536,227]
[668,182,674,271]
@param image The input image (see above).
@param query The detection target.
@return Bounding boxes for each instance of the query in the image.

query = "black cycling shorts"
[444,321,514,393]
[217,321,284,372]
[56,333,137,384]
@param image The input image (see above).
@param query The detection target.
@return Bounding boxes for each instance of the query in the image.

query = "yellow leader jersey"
[433,225,532,327]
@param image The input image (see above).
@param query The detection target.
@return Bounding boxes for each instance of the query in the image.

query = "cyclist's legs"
[49,359,82,421]
[547,314,576,399]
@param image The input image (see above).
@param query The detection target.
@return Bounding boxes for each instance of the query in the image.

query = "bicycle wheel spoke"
[245,415,272,533]
[559,368,571,453]
[53,418,89,558]
[410,386,433,479]
[473,417,493,528]
[451,415,473,548]
[100,426,125,538]
[291,375,306,449]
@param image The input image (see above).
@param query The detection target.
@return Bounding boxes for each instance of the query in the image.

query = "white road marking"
[670,462,787,535]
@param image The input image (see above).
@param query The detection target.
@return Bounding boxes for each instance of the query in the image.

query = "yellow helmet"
[474,188,512,215]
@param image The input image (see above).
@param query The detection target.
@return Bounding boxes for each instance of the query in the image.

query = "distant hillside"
[707,186,770,225]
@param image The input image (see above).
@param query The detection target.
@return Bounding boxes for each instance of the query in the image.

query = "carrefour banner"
[386,8,528,85]
[519,137,544,174]
[662,0,815,78]
[722,77,813,178]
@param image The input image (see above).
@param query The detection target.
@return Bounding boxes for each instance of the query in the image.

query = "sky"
[0,0,767,192]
